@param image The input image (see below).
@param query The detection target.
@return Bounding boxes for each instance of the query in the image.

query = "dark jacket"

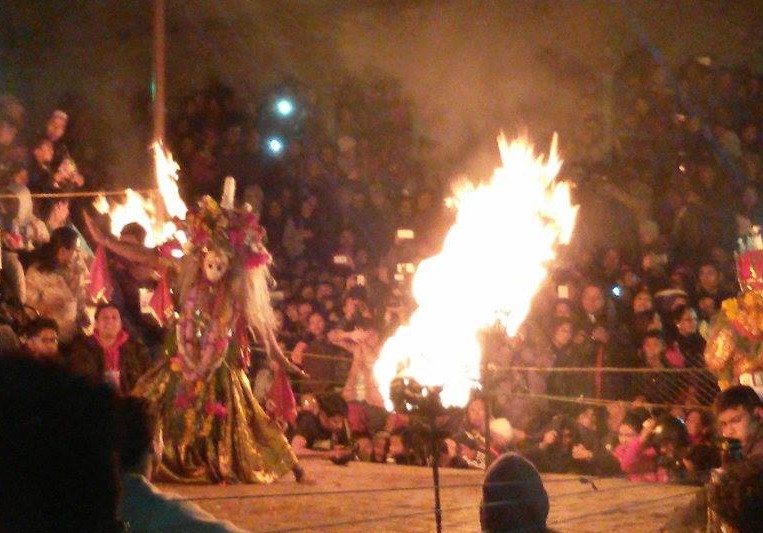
[68,333,150,393]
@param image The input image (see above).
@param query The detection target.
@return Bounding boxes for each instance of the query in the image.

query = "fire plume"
[93,142,187,247]
[374,134,578,409]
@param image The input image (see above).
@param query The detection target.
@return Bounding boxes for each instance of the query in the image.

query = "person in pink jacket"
[612,408,669,482]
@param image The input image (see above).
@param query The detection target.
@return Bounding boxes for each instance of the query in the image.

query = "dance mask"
[203,249,230,284]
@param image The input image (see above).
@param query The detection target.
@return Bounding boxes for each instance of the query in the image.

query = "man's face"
[321,413,344,433]
[95,307,122,338]
[0,122,17,146]
[34,141,54,165]
[307,313,325,336]
[643,337,665,366]
[26,328,59,357]
[581,286,604,315]
[577,408,596,431]
[552,322,573,348]
[699,266,719,290]
[633,292,653,314]
[717,406,759,445]
[46,116,67,142]
[676,309,698,336]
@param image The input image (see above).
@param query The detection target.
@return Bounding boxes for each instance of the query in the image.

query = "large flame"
[93,142,187,247]
[374,133,579,409]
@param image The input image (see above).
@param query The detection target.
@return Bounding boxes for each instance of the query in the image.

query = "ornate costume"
[704,243,763,394]
[133,196,298,483]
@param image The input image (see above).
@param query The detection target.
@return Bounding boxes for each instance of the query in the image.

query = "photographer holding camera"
[663,385,763,532]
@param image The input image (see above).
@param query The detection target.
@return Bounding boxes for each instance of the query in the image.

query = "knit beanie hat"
[480,453,549,533]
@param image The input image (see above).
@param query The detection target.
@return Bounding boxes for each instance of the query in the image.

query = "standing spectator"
[327,325,388,436]
[0,113,25,176]
[69,303,151,394]
[0,355,124,532]
[25,226,88,345]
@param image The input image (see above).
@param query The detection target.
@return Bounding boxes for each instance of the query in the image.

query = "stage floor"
[160,459,700,532]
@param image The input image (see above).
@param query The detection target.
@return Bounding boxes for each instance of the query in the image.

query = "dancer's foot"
[293,464,315,484]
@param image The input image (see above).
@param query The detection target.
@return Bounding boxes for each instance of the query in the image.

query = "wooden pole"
[152,0,166,143]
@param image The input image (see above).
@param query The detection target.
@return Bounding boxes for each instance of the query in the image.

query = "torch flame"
[374,133,579,409]
[93,141,187,247]
[152,141,187,221]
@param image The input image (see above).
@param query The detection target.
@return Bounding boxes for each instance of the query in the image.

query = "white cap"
[489,418,513,442]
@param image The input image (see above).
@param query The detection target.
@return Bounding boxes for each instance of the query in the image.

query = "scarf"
[95,329,129,372]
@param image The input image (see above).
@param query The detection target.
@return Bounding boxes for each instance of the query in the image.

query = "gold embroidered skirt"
[133,355,296,484]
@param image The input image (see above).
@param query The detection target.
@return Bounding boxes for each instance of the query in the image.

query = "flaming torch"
[375,133,577,409]
[93,142,187,247]
[374,134,578,531]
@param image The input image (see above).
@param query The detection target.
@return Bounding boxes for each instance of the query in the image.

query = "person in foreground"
[480,452,560,533]
[0,354,124,532]
[116,396,249,532]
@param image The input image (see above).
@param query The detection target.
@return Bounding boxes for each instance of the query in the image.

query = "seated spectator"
[522,411,618,476]
[291,310,348,394]
[289,391,353,460]
[18,317,62,363]
[635,331,682,404]
[0,354,124,531]
[649,414,690,483]
[115,396,248,532]
[447,396,490,469]
[480,452,556,533]
[613,408,663,482]
[25,226,89,345]
[683,408,720,484]
[69,302,151,394]
[695,263,733,310]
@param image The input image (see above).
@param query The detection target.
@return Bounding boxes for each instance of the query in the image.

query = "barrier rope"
[172,477,586,503]
[546,489,698,526]
[0,187,158,200]
[497,390,712,412]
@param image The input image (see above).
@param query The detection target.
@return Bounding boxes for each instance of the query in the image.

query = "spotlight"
[266,136,286,155]
[274,98,295,117]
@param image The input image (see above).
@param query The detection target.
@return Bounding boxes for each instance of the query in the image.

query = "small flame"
[374,133,579,409]
[93,142,188,247]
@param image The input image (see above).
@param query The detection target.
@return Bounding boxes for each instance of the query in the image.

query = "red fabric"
[664,342,686,368]
[94,329,129,372]
[267,368,297,425]
[88,245,113,301]
[148,274,173,326]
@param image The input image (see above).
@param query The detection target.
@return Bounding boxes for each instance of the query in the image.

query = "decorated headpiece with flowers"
[183,195,271,271]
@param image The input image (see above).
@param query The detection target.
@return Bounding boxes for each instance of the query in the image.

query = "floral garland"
[705,293,763,388]
[183,196,270,270]
[720,292,763,340]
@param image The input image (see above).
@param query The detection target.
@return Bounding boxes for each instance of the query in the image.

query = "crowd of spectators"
[1,51,763,531]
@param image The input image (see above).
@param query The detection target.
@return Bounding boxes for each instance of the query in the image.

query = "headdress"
[705,227,763,391]
[174,193,276,334]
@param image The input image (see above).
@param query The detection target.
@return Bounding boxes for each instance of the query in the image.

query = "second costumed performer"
[133,195,306,484]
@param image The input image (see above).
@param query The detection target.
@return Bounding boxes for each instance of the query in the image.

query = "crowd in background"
[2,52,763,498]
